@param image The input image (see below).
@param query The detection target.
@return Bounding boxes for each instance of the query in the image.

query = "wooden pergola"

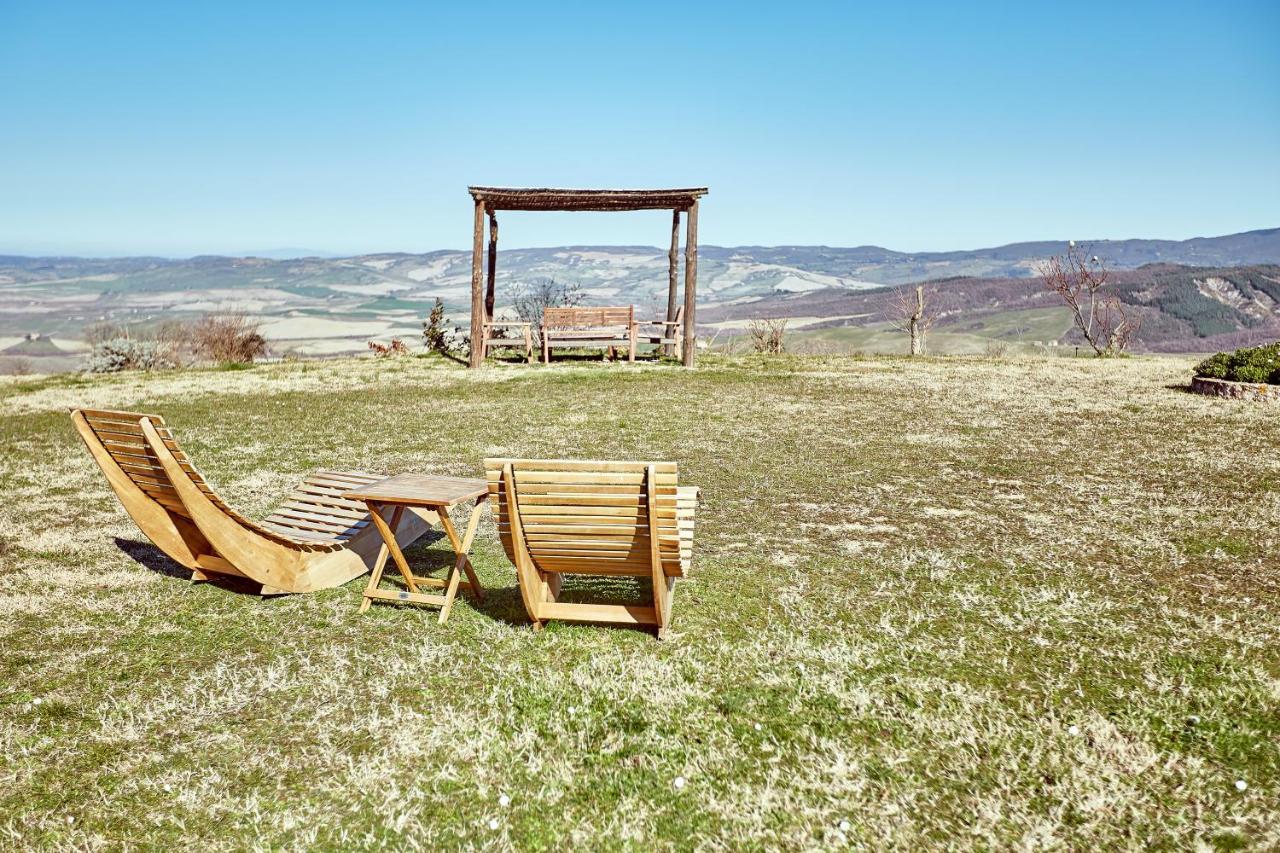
[467,186,709,368]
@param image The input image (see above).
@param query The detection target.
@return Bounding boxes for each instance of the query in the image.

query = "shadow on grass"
[1165,382,1197,394]
[113,536,262,594]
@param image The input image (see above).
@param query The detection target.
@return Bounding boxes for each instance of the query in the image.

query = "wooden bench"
[541,306,637,363]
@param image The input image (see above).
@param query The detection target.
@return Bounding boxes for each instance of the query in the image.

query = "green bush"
[1194,342,1280,384]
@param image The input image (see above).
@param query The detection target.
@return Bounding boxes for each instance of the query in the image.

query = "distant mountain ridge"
[1,228,1277,359]
[4,226,1278,289]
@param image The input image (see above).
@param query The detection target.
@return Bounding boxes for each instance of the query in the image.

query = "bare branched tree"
[1037,242,1140,357]
[511,278,582,348]
[888,285,936,356]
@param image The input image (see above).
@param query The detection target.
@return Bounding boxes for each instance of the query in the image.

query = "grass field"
[1,354,1277,848]
[782,308,1077,357]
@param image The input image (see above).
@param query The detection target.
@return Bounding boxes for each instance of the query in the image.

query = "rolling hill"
[1,228,1277,362]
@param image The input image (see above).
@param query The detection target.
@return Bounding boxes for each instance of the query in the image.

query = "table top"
[342,473,488,506]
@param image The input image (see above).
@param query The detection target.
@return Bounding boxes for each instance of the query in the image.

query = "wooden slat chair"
[480,319,534,363]
[638,306,684,359]
[484,458,698,638]
[72,408,431,594]
[541,306,637,363]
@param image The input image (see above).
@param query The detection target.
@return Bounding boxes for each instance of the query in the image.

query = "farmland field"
[0,354,1276,848]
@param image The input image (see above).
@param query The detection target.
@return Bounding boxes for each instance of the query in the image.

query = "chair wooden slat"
[485,457,698,639]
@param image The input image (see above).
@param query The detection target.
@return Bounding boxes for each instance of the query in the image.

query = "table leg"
[360,503,404,613]
[366,501,420,594]
[435,499,486,623]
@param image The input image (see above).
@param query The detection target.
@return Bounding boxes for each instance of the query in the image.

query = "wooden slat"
[487,460,676,473]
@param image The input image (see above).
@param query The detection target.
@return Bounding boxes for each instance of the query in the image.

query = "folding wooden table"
[344,474,488,623]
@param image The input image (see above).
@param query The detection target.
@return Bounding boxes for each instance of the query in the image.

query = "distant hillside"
[701,264,1280,354]
[1,228,1276,358]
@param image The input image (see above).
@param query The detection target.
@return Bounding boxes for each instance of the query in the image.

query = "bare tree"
[888,285,936,356]
[511,278,581,348]
[1037,242,1139,356]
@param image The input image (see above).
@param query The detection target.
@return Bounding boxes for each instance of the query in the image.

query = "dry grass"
[0,353,1277,848]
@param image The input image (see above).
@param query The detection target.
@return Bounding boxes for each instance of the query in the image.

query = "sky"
[1,1,1277,257]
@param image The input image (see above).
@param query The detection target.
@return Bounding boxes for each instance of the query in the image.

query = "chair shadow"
[112,536,262,595]
[464,571,659,635]
[115,533,659,635]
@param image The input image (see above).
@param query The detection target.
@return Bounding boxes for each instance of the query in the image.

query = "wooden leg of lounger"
[656,577,676,640]
[190,568,210,583]
[545,571,562,601]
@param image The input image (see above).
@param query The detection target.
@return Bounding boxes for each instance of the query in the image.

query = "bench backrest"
[542,306,634,329]
[484,459,694,578]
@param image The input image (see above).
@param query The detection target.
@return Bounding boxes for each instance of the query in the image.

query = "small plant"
[983,340,1010,360]
[1195,342,1280,384]
[748,317,787,354]
[368,339,410,358]
[2,357,34,376]
[190,313,268,365]
[419,299,473,360]
[512,278,581,347]
[86,338,179,373]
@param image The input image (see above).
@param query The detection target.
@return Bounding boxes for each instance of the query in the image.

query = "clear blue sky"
[1,1,1277,256]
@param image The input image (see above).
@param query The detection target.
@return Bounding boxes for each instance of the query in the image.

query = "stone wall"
[1191,375,1280,402]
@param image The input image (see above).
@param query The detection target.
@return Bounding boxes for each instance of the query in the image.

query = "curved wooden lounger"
[484,458,698,639]
[72,408,431,594]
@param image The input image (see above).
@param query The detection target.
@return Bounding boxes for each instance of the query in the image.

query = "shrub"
[748,317,787,354]
[368,339,409,358]
[1194,342,1280,384]
[2,357,33,376]
[190,313,268,364]
[420,298,469,357]
[86,339,178,373]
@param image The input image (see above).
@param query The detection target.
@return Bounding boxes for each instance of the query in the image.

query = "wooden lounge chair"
[72,408,431,594]
[484,458,698,638]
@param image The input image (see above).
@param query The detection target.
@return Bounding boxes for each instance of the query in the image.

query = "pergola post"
[469,198,486,368]
[485,212,498,322]
[665,209,680,357]
[682,200,699,367]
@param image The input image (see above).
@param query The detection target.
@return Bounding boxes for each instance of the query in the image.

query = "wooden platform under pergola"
[467,186,709,367]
